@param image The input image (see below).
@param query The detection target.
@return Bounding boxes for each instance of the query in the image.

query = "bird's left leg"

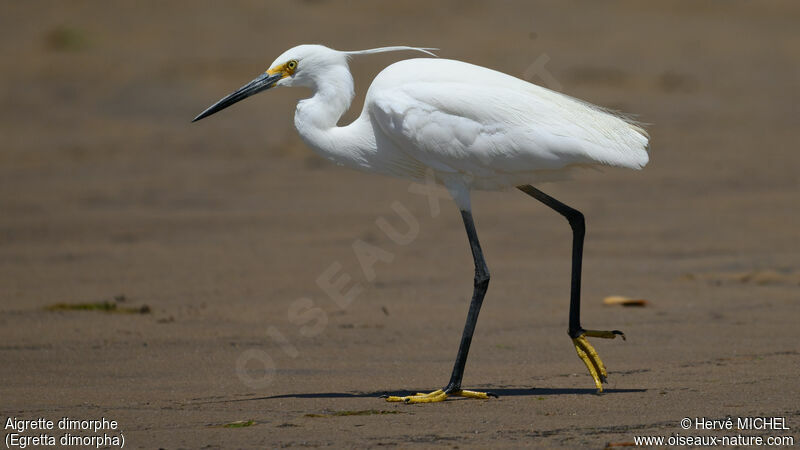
[517,185,625,393]
[385,209,496,403]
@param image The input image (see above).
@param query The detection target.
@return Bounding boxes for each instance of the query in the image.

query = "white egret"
[193,44,649,403]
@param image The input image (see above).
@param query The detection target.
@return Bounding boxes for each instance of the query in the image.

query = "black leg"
[384,208,498,402]
[517,184,586,337]
[443,209,491,393]
[517,185,624,392]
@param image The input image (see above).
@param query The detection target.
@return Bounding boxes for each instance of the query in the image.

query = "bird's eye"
[287,60,298,71]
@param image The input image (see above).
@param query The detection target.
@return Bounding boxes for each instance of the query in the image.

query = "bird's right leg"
[517,185,625,393]
[384,209,496,403]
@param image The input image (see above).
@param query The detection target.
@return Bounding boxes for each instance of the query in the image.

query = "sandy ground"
[1,1,799,448]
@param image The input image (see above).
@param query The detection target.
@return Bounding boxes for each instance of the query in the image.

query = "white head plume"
[342,46,438,58]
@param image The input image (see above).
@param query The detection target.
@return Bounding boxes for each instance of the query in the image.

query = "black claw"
[487,392,499,398]
[379,394,389,398]
[612,330,626,341]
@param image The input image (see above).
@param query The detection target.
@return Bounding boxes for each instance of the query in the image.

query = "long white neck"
[293,65,374,169]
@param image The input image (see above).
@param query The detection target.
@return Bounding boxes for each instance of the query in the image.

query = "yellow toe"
[384,388,495,403]
[455,389,493,399]
[573,334,610,393]
[385,389,448,403]
[584,329,625,340]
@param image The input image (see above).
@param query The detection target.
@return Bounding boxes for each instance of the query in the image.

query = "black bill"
[192,71,283,122]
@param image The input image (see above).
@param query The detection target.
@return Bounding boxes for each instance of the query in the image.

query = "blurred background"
[1,1,798,447]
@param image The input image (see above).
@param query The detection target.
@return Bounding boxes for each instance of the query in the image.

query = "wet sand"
[1,1,798,448]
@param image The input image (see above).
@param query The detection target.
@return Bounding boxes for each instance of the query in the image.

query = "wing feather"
[367,59,649,181]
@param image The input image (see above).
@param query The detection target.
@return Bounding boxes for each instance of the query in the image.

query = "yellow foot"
[384,388,496,404]
[572,329,625,393]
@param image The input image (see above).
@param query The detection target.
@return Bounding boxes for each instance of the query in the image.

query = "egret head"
[192,44,436,122]
[266,44,348,89]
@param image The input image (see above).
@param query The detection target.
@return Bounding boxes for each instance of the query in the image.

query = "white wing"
[366,58,649,181]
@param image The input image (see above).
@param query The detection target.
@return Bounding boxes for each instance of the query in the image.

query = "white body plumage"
[282,46,648,208]
[196,44,649,208]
